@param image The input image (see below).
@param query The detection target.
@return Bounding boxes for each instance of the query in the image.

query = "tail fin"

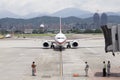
[59,17,62,33]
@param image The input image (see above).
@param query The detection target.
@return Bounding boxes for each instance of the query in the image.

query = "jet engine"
[72,41,78,47]
[43,42,49,48]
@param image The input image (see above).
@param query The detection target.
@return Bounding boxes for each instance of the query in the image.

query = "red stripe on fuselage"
[56,39,66,45]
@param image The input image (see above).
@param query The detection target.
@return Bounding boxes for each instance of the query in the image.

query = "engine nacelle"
[43,42,49,48]
[72,42,78,47]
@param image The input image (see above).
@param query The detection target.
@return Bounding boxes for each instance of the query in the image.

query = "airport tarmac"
[0,34,120,80]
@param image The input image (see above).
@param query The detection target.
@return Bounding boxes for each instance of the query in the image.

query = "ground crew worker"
[84,62,89,77]
[107,61,111,76]
[103,61,106,77]
[31,61,36,76]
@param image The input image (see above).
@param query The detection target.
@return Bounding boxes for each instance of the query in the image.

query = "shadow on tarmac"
[94,72,120,77]
[13,47,46,49]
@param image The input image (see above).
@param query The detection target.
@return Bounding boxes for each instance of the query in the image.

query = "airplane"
[43,17,78,51]
[5,34,12,38]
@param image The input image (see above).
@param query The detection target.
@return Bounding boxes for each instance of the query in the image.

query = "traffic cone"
[73,73,79,77]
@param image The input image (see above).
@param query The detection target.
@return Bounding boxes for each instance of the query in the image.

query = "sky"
[0,0,120,16]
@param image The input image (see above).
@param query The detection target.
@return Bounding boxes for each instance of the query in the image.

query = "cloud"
[80,0,120,12]
[0,0,120,15]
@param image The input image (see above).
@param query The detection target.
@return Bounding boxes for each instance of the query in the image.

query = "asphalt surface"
[0,34,120,80]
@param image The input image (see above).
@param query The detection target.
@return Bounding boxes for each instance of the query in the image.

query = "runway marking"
[59,51,64,80]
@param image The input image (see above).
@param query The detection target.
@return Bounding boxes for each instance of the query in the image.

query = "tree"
[32,30,38,34]
[94,29,102,33]
[84,29,94,33]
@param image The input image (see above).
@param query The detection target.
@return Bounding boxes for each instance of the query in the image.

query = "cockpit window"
[57,37,60,39]
[57,37,64,39]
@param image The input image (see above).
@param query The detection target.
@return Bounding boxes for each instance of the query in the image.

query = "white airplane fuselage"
[55,32,67,47]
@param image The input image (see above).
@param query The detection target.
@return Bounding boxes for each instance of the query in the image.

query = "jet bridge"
[101,25,120,55]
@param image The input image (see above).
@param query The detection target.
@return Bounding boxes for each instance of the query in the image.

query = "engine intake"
[72,42,78,47]
[43,42,49,48]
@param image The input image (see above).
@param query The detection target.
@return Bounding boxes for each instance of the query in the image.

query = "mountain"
[108,15,120,23]
[23,8,93,18]
[1,8,120,19]
[22,12,49,19]
[51,8,93,18]
[106,12,120,16]
[0,10,21,18]
[1,16,120,31]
